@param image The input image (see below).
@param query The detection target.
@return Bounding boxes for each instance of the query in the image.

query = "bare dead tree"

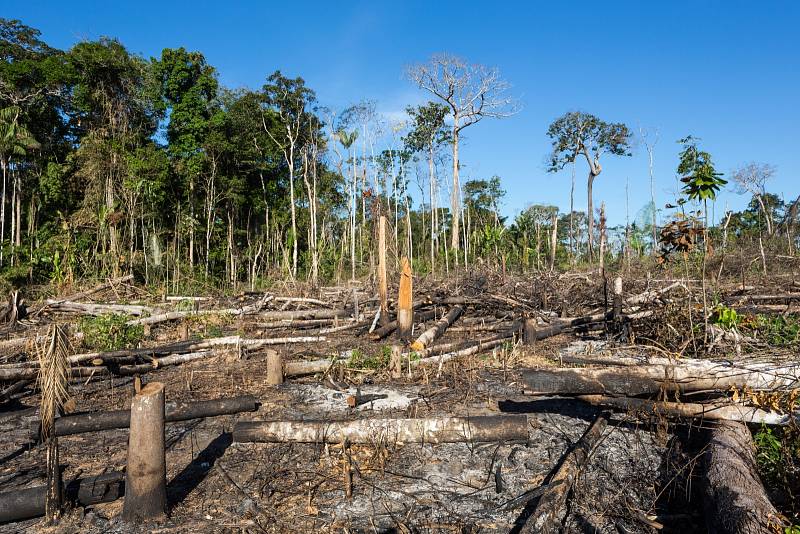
[406,54,519,254]
[732,162,777,236]
[639,126,660,252]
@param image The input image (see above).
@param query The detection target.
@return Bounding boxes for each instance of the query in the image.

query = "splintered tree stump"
[122,382,167,522]
[703,421,783,533]
[265,350,283,385]
[378,215,389,326]
[397,257,413,340]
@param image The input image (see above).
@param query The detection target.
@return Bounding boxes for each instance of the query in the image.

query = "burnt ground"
[2,269,778,533]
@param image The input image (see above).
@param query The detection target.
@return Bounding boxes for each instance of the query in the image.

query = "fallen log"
[0,471,124,524]
[370,309,437,341]
[412,336,513,368]
[2,335,328,371]
[519,413,608,534]
[129,307,354,326]
[233,415,529,444]
[703,421,784,533]
[30,395,257,438]
[522,361,800,396]
[45,300,152,317]
[409,305,463,351]
[577,395,796,425]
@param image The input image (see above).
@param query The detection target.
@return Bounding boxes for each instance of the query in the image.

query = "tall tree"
[732,162,777,236]
[154,47,218,270]
[403,102,450,267]
[406,54,518,254]
[262,71,317,280]
[546,111,631,258]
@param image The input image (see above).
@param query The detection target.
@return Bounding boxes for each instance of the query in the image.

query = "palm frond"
[37,324,72,440]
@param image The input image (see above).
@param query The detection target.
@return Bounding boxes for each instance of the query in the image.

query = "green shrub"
[80,313,144,351]
[347,347,390,370]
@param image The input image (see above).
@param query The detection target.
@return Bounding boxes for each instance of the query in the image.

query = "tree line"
[1,18,797,291]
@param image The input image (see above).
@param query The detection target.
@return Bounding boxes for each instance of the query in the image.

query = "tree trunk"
[122,382,167,522]
[233,415,529,444]
[451,124,460,252]
[703,421,782,533]
[409,305,463,351]
[587,172,596,259]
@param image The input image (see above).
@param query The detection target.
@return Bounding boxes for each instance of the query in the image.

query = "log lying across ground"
[30,395,257,438]
[409,305,463,351]
[129,306,356,326]
[370,309,438,341]
[233,415,529,444]
[703,421,784,533]
[522,360,800,396]
[578,395,796,425]
[45,300,152,317]
[520,413,608,534]
[0,471,124,523]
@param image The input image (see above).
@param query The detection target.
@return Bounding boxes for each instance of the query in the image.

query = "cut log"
[29,395,258,438]
[0,471,125,524]
[397,257,413,340]
[45,300,152,317]
[519,413,608,534]
[234,415,529,444]
[522,360,800,396]
[411,336,512,368]
[370,309,437,341]
[409,305,463,351]
[122,382,167,522]
[703,421,784,533]
[578,395,796,425]
[129,307,353,326]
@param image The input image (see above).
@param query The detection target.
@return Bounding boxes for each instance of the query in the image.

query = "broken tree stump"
[378,215,389,326]
[703,421,784,533]
[233,415,529,444]
[520,413,609,534]
[122,382,167,522]
[397,257,413,340]
[409,305,463,351]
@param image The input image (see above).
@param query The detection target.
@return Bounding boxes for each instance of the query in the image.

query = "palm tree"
[0,105,40,265]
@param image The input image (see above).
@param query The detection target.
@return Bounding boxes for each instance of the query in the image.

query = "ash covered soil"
[0,338,700,533]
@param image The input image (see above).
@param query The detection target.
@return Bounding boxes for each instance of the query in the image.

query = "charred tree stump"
[122,382,167,522]
[703,421,783,533]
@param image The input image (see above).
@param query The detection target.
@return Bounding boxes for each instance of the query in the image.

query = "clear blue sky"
[6,0,800,226]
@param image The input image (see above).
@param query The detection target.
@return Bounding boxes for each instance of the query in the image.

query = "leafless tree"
[406,53,519,253]
[639,127,659,251]
[732,162,777,236]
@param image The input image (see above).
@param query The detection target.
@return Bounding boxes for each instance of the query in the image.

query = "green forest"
[1,18,796,292]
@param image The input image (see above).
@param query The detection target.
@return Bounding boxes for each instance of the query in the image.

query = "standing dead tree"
[406,53,519,254]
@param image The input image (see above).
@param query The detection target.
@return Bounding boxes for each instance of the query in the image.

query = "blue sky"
[6,1,800,226]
